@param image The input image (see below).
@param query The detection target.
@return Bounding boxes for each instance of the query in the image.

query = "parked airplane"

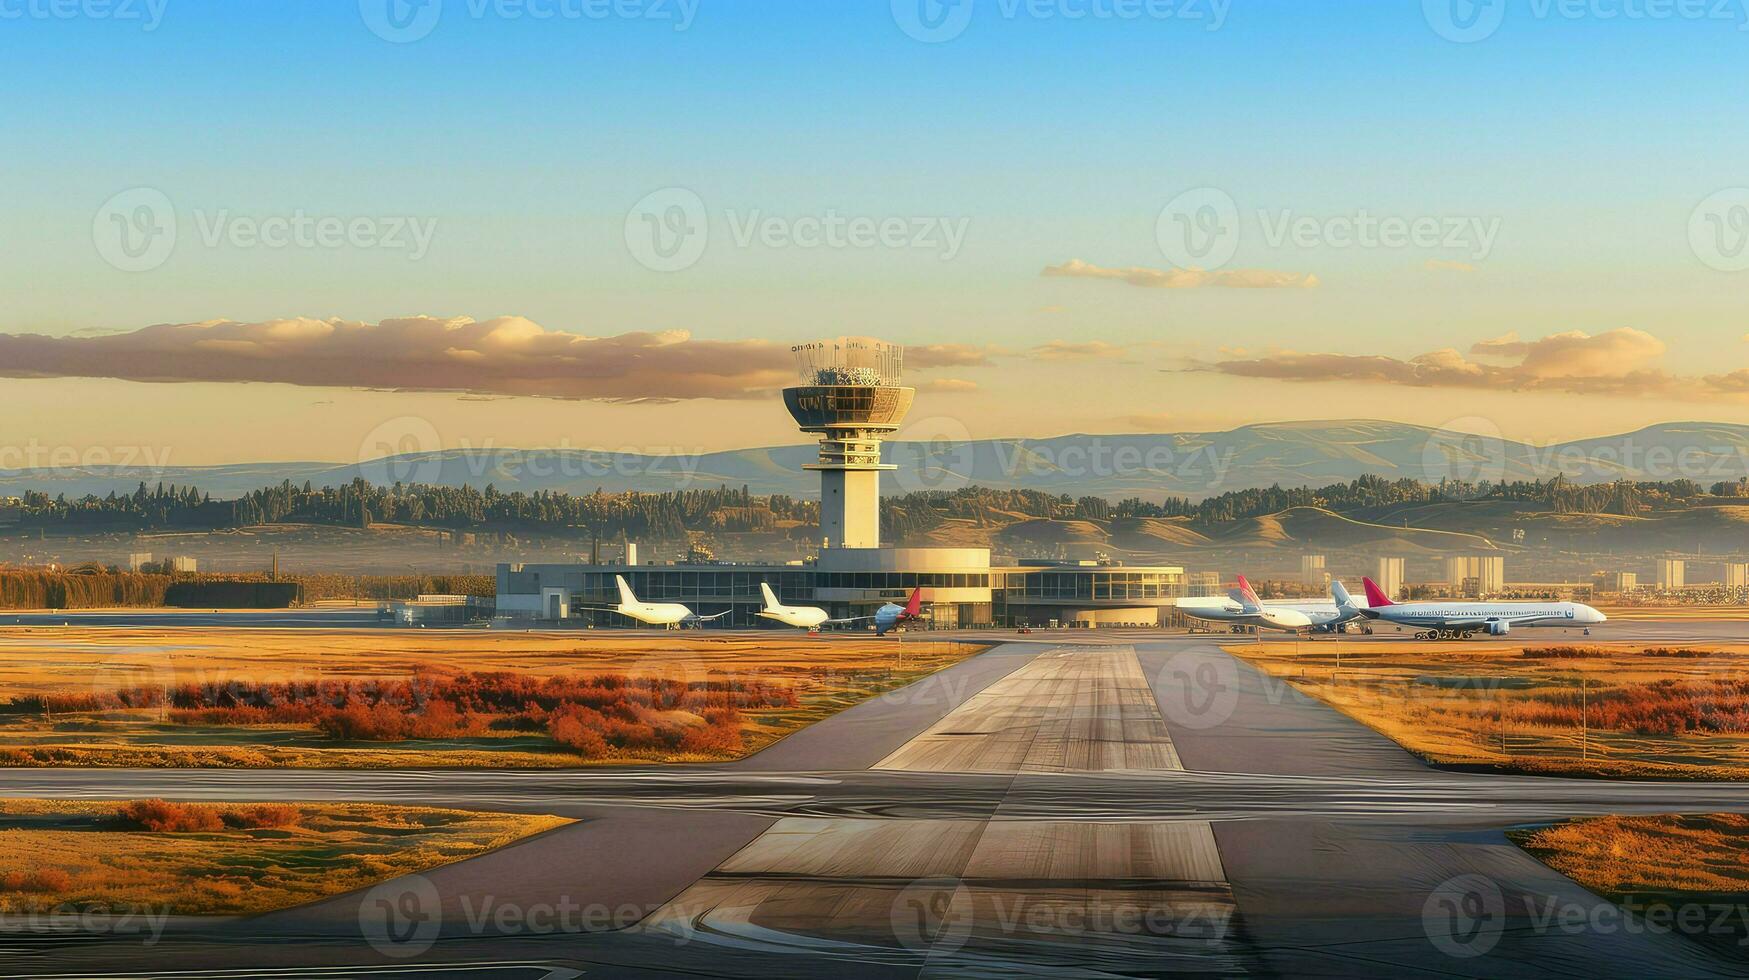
[1174,575,1356,633]
[581,575,735,629]
[869,588,927,636]
[756,583,928,635]
[757,582,831,630]
[1357,577,1606,639]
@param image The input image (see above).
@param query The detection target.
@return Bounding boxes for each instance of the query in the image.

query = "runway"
[3,635,1748,978]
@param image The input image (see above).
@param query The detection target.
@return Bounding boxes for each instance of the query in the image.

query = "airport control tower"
[783,337,914,550]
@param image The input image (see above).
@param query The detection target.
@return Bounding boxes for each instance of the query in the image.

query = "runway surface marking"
[871,645,1183,773]
[641,645,1251,972]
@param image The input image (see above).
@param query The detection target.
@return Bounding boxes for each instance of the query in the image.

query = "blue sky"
[2,0,1747,460]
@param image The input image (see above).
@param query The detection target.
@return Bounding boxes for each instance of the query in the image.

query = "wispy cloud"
[1042,258,1319,289]
[920,378,979,393]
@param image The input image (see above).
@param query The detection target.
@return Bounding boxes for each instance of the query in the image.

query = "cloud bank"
[1191,328,1745,399]
[0,316,792,401]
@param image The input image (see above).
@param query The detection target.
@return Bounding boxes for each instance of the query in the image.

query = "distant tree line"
[0,473,1725,543]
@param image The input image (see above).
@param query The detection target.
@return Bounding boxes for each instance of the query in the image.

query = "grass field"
[0,628,984,767]
[1511,814,1749,955]
[1227,640,1749,779]
[0,798,569,916]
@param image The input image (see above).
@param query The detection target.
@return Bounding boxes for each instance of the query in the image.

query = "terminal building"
[496,338,1189,629]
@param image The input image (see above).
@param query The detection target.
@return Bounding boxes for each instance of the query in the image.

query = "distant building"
[1597,570,1639,593]
[1445,555,1505,597]
[126,552,153,571]
[1723,563,1749,591]
[1657,558,1685,591]
[1299,554,1328,588]
[1185,571,1222,597]
[1374,557,1405,602]
[170,556,199,573]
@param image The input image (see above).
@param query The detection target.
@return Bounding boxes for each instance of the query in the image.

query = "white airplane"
[1177,577,1372,634]
[1175,575,1317,633]
[757,582,831,630]
[581,575,734,629]
[1357,577,1607,639]
[757,582,929,636]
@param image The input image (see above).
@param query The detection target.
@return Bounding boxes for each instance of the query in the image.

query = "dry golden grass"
[0,798,569,915]
[1512,814,1749,897]
[1227,640,1749,780]
[0,629,984,768]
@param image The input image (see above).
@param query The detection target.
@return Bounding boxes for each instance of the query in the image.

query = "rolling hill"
[7,420,1749,502]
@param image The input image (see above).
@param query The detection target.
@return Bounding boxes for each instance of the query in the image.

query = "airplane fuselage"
[1367,602,1606,635]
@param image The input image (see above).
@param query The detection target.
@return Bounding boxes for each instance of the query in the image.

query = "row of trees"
[3,474,1724,542]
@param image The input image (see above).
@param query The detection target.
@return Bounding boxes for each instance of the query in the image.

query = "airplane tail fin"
[1331,579,1357,609]
[1235,574,1264,608]
[903,588,923,618]
[616,575,638,607]
[759,582,779,611]
[1361,576,1394,607]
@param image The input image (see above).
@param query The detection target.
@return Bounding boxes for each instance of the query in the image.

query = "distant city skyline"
[5,2,1748,463]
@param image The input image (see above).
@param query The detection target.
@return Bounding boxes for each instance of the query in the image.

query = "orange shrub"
[222,804,301,829]
[116,799,225,832]
[2,869,70,893]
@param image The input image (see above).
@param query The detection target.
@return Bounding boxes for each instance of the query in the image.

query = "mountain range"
[7,420,1749,501]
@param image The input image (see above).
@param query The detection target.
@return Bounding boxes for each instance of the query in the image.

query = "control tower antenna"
[782,337,914,550]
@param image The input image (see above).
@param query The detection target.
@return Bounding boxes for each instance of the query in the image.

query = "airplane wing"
[690,610,735,621]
